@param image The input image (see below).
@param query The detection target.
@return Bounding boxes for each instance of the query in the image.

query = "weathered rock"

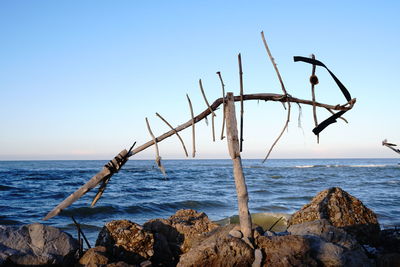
[288,187,380,245]
[96,220,154,265]
[288,219,372,266]
[228,229,243,239]
[143,209,219,266]
[78,246,110,266]
[106,261,136,267]
[255,235,318,267]
[0,223,78,266]
[177,225,254,267]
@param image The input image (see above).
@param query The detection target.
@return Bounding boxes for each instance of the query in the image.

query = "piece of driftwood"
[225,92,253,240]
[146,117,166,176]
[186,94,196,157]
[71,216,91,249]
[156,112,188,157]
[217,71,226,140]
[199,79,216,142]
[43,149,129,220]
[261,32,292,162]
[310,54,320,143]
[238,53,244,152]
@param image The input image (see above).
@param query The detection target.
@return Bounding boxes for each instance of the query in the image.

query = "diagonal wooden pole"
[225,92,252,240]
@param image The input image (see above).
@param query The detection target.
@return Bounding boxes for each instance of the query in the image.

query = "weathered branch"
[186,94,196,157]
[225,92,252,240]
[199,79,216,142]
[261,32,291,162]
[217,71,226,140]
[146,117,166,176]
[310,54,319,143]
[43,149,129,220]
[156,112,188,157]
[261,31,288,96]
[238,53,244,152]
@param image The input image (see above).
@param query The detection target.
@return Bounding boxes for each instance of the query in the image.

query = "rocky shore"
[1,187,399,266]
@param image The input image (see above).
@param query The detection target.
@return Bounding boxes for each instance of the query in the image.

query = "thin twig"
[217,71,226,140]
[186,94,196,157]
[261,31,288,95]
[261,31,291,162]
[199,79,216,142]
[71,216,91,249]
[268,216,283,231]
[263,104,291,163]
[326,108,348,123]
[238,53,244,152]
[145,117,166,176]
[91,175,111,207]
[310,54,319,143]
[156,112,188,157]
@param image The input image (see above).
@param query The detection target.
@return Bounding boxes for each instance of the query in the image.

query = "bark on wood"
[43,149,129,220]
[145,117,166,176]
[199,79,216,142]
[217,71,226,140]
[225,92,253,240]
[156,112,188,157]
[186,94,196,157]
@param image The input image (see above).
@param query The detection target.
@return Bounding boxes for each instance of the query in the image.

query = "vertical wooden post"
[225,92,253,240]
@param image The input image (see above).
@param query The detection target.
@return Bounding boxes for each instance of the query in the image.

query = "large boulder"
[96,220,154,265]
[143,209,219,265]
[288,219,372,266]
[288,187,380,245]
[255,235,317,267]
[177,225,254,267]
[0,223,78,266]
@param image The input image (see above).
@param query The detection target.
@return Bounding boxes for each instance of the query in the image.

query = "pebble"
[229,229,243,239]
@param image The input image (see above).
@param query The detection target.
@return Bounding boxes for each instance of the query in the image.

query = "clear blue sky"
[1,1,399,160]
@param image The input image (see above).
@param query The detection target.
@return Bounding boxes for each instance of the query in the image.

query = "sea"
[1,158,399,245]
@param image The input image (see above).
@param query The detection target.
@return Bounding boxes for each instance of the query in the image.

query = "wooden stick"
[238,53,244,152]
[156,112,189,157]
[225,92,253,240]
[261,31,288,96]
[71,216,91,249]
[91,175,111,207]
[186,94,196,157]
[261,31,291,162]
[199,79,216,142]
[310,54,319,143]
[326,108,348,123]
[43,149,129,220]
[217,71,226,140]
[263,102,291,163]
[145,117,166,176]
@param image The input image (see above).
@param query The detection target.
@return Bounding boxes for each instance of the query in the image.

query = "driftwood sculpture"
[43,33,356,242]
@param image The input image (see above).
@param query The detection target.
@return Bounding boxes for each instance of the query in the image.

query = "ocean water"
[0,158,399,245]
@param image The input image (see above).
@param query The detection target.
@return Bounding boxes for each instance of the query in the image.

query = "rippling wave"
[0,158,399,244]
